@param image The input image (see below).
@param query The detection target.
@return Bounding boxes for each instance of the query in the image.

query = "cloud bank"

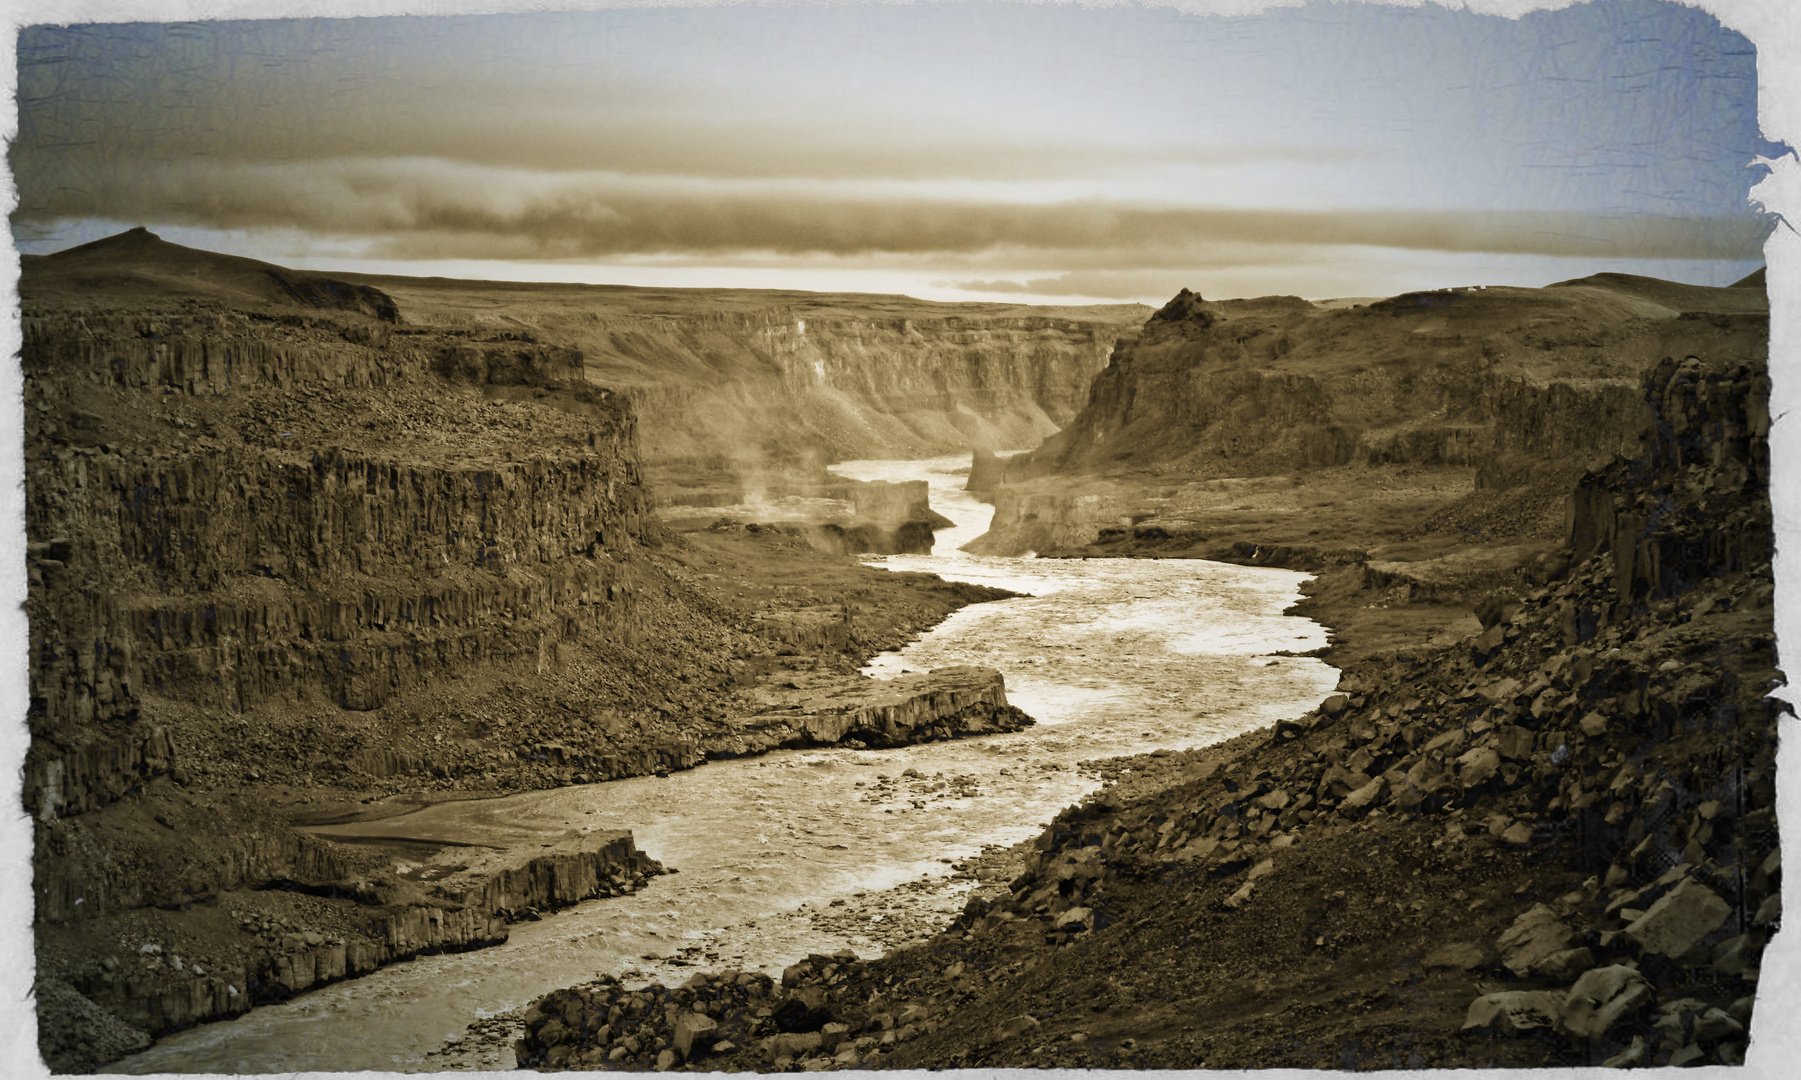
[11,2,1777,301]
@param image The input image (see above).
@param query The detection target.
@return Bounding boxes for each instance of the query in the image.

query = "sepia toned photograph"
[7,0,1796,1074]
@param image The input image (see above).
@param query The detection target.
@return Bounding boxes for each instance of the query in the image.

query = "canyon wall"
[592,314,1127,465]
[1009,283,1767,486]
[23,309,652,755]
[368,293,1138,467]
[24,291,1039,1063]
[966,279,1768,558]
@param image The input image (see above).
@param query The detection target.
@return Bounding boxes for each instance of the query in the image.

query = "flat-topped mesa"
[962,278,1768,559]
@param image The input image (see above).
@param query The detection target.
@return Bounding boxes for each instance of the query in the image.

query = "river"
[111,454,1338,1075]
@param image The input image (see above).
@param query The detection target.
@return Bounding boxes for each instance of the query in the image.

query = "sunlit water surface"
[115,454,1337,1074]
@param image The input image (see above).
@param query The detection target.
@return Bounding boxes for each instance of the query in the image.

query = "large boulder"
[1339,775,1387,815]
[1558,965,1654,1040]
[672,1012,718,1061]
[1456,746,1501,789]
[1497,904,1575,977]
[1623,877,1731,958]
[1462,991,1565,1034]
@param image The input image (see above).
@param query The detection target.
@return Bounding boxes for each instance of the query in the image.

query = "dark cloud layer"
[12,21,1338,185]
[14,156,1772,264]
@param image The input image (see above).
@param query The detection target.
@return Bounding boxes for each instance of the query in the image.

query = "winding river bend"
[113,455,1338,1075]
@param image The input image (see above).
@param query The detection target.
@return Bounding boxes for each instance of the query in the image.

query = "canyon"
[513,310,1784,1072]
[19,227,1782,1075]
[20,230,1076,1069]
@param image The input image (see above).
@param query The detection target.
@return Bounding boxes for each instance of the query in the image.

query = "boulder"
[1694,1007,1744,1041]
[767,1031,823,1060]
[1339,775,1387,815]
[1535,946,1594,980]
[1623,877,1731,958]
[1462,991,1565,1034]
[1423,942,1485,970]
[1558,966,1653,1040]
[1600,1035,1647,1068]
[1498,904,1575,977]
[672,1012,718,1060]
[1712,933,1757,976]
[1495,725,1536,761]
[1478,677,1521,703]
[1457,747,1501,789]
[779,986,833,1029]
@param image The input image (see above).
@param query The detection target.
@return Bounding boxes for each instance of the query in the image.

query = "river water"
[113,454,1337,1075]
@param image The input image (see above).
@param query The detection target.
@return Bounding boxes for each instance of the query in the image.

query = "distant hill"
[21,227,398,321]
[1546,269,1768,315]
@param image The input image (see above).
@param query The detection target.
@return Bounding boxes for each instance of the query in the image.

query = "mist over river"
[113,455,1338,1075]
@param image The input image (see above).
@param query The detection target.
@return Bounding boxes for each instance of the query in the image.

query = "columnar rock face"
[441,306,1136,466]
[22,311,584,394]
[21,287,680,1059]
[1567,356,1772,592]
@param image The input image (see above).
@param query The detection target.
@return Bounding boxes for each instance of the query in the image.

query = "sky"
[6,1,1790,302]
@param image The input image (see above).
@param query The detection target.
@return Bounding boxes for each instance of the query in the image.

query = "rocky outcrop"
[1000,281,1766,488]
[775,520,938,557]
[706,666,1031,755]
[962,489,1125,556]
[53,831,665,1045]
[966,450,1006,499]
[658,475,953,556]
[849,479,950,527]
